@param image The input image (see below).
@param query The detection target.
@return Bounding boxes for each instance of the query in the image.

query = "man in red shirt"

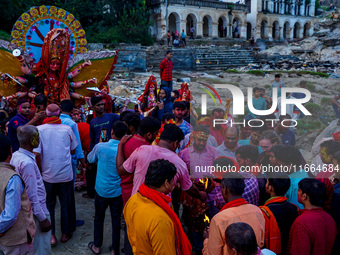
[160,51,173,91]
[288,178,337,255]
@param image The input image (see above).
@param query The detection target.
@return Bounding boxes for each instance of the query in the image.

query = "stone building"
[148,0,316,41]
[248,0,316,40]
[148,0,249,39]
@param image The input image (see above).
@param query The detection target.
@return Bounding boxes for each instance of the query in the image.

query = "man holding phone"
[84,96,119,199]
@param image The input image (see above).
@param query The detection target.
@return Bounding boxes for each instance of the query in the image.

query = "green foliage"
[4,0,153,45]
[264,84,271,89]
[304,102,321,115]
[246,70,266,76]
[224,69,241,73]
[0,30,10,41]
[306,82,316,92]
[315,0,321,12]
[321,97,332,105]
[296,119,323,130]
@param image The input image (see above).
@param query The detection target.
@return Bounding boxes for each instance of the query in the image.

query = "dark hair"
[267,172,291,196]
[235,145,259,164]
[298,178,326,207]
[144,159,177,188]
[334,151,340,164]
[173,101,186,110]
[193,125,210,135]
[221,172,245,196]
[122,112,141,132]
[119,110,132,121]
[275,74,281,78]
[213,157,235,173]
[91,96,103,106]
[320,140,340,156]
[270,145,301,166]
[259,88,265,92]
[112,121,128,139]
[162,113,175,123]
[34,94,47,107]
[0,134,11,162]
[16,98,29,107]
[253,87,261,93]
[137,116,161,136]
[166,50,172,55]
[225,222,258,255]
[60,99,75,113]
[160,124,184,143]
[211,108,225,116]
[279,114,292,122]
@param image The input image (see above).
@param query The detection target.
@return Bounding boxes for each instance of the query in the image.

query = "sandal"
[50,235,57,247]
[88,242,101,254]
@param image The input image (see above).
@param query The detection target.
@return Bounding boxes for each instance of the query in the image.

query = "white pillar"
[212,22,218,38]
[196,21,203,38]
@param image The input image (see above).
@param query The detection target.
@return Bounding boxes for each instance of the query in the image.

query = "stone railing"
[148,0,248,11]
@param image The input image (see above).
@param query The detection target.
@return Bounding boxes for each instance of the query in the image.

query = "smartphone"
[101,128,108,142]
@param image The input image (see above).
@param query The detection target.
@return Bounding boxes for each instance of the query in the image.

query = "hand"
[88,78,97,84]
[124,98,131,106]
[82,60,92,68]
[40,218,52,232]
[203,227,209,239]
[34,111,46,121]
[157,102,164,110]
[119,135,132,146]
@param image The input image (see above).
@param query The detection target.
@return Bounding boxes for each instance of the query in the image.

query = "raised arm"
[67,60,92,79]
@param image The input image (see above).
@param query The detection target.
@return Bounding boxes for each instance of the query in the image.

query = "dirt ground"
[52,191,124,255]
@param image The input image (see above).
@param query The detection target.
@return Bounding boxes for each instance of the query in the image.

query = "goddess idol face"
[50,59,61,72]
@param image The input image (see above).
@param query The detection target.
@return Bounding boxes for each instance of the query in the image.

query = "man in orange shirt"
[203,172,265,255]
[124,159,192,254]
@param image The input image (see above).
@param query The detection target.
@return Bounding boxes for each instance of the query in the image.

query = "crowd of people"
[0,50,340,255]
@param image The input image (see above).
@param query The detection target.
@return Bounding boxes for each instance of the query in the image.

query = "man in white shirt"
[34,104,78,246]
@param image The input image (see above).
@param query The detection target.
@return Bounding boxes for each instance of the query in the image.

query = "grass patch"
[304,102,322,115]
[265,70,330,78]
[306,83,316,92]
[264,84,271,90]
[246,70,266,76]
[225,69,241,73]
[296,119,324,130]
[321,97,332,105]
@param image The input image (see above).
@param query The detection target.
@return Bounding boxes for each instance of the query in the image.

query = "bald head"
[46,104,60,117]
[224,127,239,150]
[17,125,38,147]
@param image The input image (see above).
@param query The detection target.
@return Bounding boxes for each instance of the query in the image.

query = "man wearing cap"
[34,104,78,246]
[8,99,45,152]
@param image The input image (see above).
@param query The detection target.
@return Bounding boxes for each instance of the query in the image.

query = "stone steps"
[195,47,257,70]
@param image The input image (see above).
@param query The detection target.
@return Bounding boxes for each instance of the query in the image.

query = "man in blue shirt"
[84,96,120,198]
[8,99,45,152]
[274,115,296,146]
[60,100,86,180]
[87,121,127,255]
[246,87,267,120]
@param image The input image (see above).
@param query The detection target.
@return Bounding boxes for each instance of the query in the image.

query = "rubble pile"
[258,20,340,69]
[237,59,340,74]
